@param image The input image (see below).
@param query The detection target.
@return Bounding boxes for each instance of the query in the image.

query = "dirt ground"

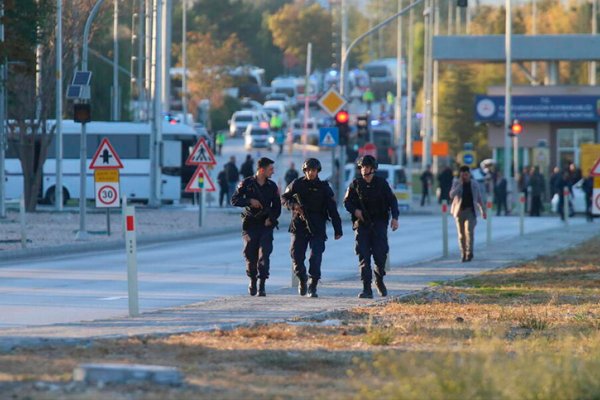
[1,238,600,399]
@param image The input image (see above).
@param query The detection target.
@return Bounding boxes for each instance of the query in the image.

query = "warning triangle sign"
[322,132,335,145]
[590,157,600,176]
[89,138,124,169]
[186,138,216,166]
[185,165,216,193]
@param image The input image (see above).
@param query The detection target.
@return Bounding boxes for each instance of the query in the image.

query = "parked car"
[550,178,587,214]
[244,125,274,150]
[229,110,266,137]
[289,118,319,146]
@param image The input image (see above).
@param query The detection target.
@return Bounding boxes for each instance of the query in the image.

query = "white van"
[343,163,410,211]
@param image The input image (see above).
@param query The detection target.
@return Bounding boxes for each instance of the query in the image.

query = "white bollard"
[124,205,139,317]
[519,193,525,236]
[563,186,570,226]
[441,200,448,257]
[486,198,493,246]
[19,195,26,248]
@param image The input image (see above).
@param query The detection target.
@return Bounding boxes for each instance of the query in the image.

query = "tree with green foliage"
[268,2,332,70]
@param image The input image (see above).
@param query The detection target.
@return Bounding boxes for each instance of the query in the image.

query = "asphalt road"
[0,214,586,328]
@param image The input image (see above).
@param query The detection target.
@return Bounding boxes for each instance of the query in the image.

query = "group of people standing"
[217,155,255,207]
[230,155,399,299]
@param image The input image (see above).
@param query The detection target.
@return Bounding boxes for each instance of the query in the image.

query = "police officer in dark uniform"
[343,155,399,298]
[231,157,281,297]
[281,158,343,298]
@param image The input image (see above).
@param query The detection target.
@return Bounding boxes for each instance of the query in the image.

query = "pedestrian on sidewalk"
[528,166,545,216]
[284,162,299,186]
[225,156,240,197]
[240,154,254,179]
[281,158,343,298]
[450,165,486,262]
[231,157,281,297]
[215,131,225,156]
[420,165,433,206]
[343,155,399,299]
[217,165,229,207]
[437,165,454,204]
[494,171,508,216]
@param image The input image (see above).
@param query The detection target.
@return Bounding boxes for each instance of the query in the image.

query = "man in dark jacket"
[281,158,343,298]
[240,154,254,179]
[225,156,240,197]
[344,155,399,299]
[494,171,508,216]
[437,166,454,204]
[528,166,545,216]
[217,165,229,207]
[231,157,281,297]
[284,162,299,186]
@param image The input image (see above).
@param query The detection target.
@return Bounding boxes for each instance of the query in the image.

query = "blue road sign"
[319,127,339,147]
[463,153,474,165]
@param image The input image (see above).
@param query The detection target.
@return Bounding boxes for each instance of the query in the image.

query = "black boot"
[466,253,473,262]
[375,277,387,297]
[461,253,467,262]
[358,281,373,299]
[248,278,257,296]
[307,279,319,298]
[298,276,308,296]
[258,279,266,297]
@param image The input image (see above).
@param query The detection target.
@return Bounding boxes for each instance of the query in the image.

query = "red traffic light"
[335,110,349,124]
[511,120,522,135]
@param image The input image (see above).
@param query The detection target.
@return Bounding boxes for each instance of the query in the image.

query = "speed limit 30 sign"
[94,169,120,208]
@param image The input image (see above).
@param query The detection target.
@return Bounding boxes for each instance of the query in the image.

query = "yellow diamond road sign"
[318,88,347,116]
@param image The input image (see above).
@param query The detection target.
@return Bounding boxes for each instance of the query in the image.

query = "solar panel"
[72,71,92,86]
[66,85,82,99]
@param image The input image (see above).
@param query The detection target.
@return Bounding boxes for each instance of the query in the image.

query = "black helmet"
[357,155,378,170]
[302,158,322,172]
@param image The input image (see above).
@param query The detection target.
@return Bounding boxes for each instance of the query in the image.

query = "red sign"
[89,138,124,169]
[358,142,377,159]
[186,138,216,166]
[185,165,216,193]
[590,157,600,176]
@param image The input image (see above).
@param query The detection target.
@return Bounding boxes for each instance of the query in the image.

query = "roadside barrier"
[486,197,493,246]
[123,200,139,317]
[441,200,448,257]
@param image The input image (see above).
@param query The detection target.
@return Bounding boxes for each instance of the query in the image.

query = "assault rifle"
[250,180,279,229]
[354,181,374,230]
[292,193,316,236]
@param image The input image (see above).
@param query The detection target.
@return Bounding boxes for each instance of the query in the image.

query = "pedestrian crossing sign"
[186,138,216,166]
[319,127,339,147]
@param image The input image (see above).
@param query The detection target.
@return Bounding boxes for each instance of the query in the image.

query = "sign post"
[90,138,124,236]
[185,138,217,227]
[441,200,448,257]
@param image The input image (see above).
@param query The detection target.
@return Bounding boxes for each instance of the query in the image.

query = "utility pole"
[406,4,415,201]
[591,0,597,85]
[182,0,188,124]
[112,0,119,120]
[0,2,5,218]
[432,0,440,174]
[504,0,514,205]
[149,0,163,207]
[395,0,404,166]
[56,0,64,210]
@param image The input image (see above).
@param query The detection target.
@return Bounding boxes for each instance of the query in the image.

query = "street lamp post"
[77,0,106,240]
[504,0,514,209]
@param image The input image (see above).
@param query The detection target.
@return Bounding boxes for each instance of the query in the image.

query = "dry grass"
[2,237,600,399]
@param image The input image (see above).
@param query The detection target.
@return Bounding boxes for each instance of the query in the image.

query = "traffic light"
[356,114,369,139]
[73,103,91,124]
[509,119,522,137]
[457,0,468,7]
[335,110,349,145]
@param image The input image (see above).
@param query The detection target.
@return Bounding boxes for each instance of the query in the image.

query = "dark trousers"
[290,232,326,280]
[530,195,542,216]
[420,187,430,206]
[242,226,274,280]
[219,185,229,207]
[495,195,507,216]
[354,220,389,283]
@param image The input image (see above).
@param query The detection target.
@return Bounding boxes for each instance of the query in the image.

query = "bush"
[210,96,241,132]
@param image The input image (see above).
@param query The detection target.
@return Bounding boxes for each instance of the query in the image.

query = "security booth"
[475,85,600,176]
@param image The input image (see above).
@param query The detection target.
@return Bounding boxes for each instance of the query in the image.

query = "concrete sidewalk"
[0,220,597,351]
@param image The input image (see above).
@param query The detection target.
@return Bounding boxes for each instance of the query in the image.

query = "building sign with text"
[475,95,600,122]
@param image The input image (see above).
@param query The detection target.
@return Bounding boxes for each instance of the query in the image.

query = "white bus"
[4,120,199,205]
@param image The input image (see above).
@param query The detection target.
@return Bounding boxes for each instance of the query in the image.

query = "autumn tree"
[268,2,332,70]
